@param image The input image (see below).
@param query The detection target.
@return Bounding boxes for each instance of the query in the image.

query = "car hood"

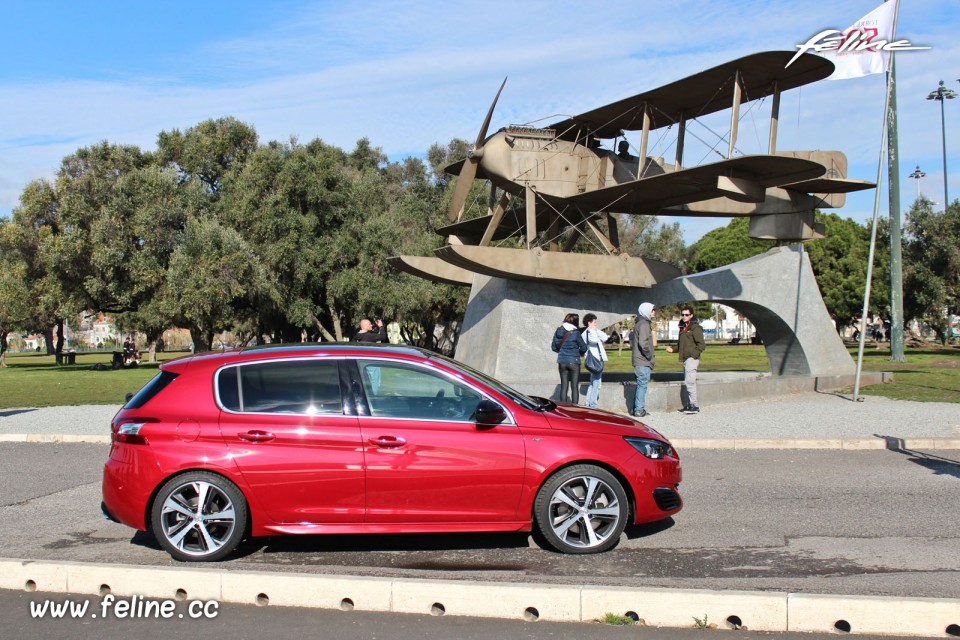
[544,403,669,441]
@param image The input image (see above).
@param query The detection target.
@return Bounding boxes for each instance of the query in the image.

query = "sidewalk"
[2,394,958,448]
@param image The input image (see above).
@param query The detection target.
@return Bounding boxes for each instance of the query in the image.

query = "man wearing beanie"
[631,302,656,417]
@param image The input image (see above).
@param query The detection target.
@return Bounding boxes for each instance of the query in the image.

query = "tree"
[687,217,773,273]
[217,137,350,342]
[617,215,688,266]
[163,216,270,352]
[902,198,960,343]
[5,123,478,356]
[7,179,73,358]
[806,212,889,331]
[157,117,258,194]
[0,221,35,366]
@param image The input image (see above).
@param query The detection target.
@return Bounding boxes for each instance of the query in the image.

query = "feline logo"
[786,27,929,69]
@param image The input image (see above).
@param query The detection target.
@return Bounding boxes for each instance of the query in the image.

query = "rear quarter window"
[217,359,343,415]
[124,371,180,409]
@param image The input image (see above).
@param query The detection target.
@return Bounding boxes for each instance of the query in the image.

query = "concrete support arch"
[641,245,853,377]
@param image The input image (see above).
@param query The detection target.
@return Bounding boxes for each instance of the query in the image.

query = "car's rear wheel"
[151,471,247,562]
[534,464,628,554]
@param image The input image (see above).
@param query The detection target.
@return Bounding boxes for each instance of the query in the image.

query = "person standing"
[581,314,609,409]
[631,303,656,417]
[666,305,705,414]
[551,313,587,404]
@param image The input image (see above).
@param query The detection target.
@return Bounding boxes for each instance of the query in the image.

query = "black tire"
[533,464,628,554]
[151,471,248,562]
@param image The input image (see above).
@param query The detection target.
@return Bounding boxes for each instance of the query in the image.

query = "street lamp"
[926,80,957,208]
[908,165,926,200]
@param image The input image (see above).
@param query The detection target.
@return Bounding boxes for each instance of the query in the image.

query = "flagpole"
[853,118,888,401]
[854,0,903,400]
[886,0,905,363]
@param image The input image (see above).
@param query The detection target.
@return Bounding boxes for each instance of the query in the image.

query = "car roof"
[238,342,430,357]
[160,343,438,373]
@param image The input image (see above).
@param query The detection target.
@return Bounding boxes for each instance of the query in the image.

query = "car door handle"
[369,436,406,448]
[238,430,275,443]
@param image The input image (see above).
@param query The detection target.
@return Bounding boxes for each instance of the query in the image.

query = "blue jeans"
[586,371,602,408]
[633,365,651,414]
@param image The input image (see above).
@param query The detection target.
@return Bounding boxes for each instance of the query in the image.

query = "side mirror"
[475,399,507,425]
[124,392,134,403]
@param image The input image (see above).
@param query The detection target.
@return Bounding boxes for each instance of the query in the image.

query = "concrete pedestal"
[454,246,857,412]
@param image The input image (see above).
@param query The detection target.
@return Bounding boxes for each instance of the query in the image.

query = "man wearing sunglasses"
[666,305,705,414]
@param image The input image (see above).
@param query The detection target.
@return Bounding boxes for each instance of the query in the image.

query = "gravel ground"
[1,393,958,441]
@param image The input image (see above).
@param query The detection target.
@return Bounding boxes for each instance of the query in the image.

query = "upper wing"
[544,155,827,215]
[547,51,833,141]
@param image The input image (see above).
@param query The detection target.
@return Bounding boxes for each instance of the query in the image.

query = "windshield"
[430,353,543,411]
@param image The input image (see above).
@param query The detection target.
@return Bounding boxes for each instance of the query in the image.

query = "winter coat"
[677,321,706,361]
[631,316,655,368]
[551,323,587,364]
[583,328,609,363]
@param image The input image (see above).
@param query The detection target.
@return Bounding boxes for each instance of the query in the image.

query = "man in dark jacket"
[666,305,706,414]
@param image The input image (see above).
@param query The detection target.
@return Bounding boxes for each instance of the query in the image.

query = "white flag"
[826,1,897,80]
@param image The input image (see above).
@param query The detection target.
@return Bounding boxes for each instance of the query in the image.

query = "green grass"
[599,343,769,374]
[1,342,958,409]
[0,351,187,409]
[852,345,960,403]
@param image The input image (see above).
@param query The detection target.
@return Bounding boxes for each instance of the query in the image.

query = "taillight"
[113,422,148,445]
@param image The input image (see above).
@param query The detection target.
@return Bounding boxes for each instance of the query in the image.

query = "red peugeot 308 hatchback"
[102,344,682,561]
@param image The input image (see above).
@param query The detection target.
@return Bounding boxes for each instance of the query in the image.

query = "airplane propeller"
[447,77,507,222]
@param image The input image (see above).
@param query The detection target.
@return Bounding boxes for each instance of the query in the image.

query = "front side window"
[356,360,483,421]
[217,359,342,415]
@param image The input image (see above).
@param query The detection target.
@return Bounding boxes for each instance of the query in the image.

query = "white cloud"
[1,0,957,242]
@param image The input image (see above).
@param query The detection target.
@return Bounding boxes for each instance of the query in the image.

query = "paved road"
[2,442,958,599]
[5,588,929,640]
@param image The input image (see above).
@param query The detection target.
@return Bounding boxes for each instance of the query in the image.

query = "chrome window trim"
[352,356,517,426]
[213,355,516,426]
[214,356,345,417]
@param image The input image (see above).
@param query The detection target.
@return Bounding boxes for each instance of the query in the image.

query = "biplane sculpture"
[390,51,874,288]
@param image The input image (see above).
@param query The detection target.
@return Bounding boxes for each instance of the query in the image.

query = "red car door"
[352,359,526,524]
[217,358,365,524]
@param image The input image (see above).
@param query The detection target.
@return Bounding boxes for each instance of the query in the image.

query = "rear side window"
[217,359,342,415]
[124,371,180,409]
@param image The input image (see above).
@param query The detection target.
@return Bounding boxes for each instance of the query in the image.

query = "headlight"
[624,436,673,459]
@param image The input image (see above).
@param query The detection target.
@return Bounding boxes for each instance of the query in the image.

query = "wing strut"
[675,113,686,170]
[638,107,651,179]
[768,80,780,154]
[728,68,742,159]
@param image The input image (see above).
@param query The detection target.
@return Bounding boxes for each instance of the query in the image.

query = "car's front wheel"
[151,471,248,562]
[534,465,628,554]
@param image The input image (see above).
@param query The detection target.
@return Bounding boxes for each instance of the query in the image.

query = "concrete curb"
[2,558,958,636]
[0,434,110,444]
[668,437,960,451]
[3,433,959,450]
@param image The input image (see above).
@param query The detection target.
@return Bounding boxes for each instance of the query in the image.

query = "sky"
[1,0,958,244]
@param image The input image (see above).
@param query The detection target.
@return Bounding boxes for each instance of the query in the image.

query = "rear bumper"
[101,456,158,531]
